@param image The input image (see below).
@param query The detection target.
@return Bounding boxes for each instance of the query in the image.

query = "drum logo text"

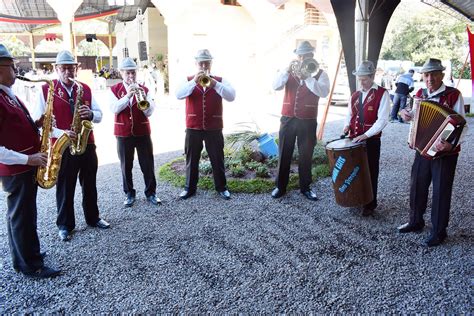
[339,166,360,193]
[332,156,346,183]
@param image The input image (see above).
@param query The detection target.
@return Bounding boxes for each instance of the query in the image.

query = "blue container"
[258,133,278,158]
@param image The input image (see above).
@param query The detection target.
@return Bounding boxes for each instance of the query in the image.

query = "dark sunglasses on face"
[0,64,18,73]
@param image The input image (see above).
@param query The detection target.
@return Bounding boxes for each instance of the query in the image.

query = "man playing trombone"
[272,41,330,201]
[109,57,161,207]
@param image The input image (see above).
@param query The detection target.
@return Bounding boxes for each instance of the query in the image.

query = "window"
[221,0,241,6]
[304,3,328,26]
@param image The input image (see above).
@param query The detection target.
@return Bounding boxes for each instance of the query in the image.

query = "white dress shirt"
[272,70,331,98]
[175,75,236,102]
[108,81,156,117]
[32,80,103,124]
[344,83,390,138]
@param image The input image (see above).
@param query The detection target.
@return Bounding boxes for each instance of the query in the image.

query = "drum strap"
[357,92,364,125]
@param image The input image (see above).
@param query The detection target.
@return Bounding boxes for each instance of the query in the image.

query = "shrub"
[256,165,270,178]
[199,161,212,175]
[230,165,246,177]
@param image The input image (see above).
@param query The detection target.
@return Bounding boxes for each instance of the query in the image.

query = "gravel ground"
[0,115,472,313]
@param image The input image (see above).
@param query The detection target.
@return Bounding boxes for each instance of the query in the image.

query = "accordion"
[408,100,466,159]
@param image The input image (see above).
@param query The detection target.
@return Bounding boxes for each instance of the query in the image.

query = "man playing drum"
[343,60,390,216]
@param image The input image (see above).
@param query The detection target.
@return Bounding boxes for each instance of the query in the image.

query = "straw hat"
[195,49,213,62]
[352,60,376,76]
[0,44,14,60]
[419,58,445,73]
[54,50,78,65]
[294,41,315,55]
[119,57,137,70]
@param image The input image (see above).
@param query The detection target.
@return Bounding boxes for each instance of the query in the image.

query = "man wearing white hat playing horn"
[343,60,390,216]
[32,50,110,242]
[109,57,161,207]
[0,43,60,278]
[272,40,330,201]
[176,49,236,200]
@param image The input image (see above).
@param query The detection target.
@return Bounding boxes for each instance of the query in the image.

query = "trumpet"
[289,58,319,79]
[198,71,212,88]
[131,84,149,111]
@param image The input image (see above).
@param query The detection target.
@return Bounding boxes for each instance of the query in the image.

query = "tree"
[0,35,29,56]
[381,6,470,78]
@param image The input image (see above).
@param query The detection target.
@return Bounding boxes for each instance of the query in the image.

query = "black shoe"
[23,266,61,279]
[397,222,424,233]
[123,195,136,207]
[425,231,447,247]
[301,190,319,201]
[147,195,162,205]
[271,188,286,198]
[96,219,110,229]
[179,190,196,200]
[58,229,70,242]
[218,190,231,200]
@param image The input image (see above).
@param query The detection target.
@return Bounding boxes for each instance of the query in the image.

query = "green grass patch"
[158,143,331,194]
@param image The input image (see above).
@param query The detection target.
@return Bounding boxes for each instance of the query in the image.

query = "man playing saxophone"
[32,50,110,242]
[109,57,161,207]
[271,41,330,201]
[0,43,60,278]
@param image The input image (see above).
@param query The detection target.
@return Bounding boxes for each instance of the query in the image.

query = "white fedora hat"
[294,41,315,55]
[0,43,14,60]
[55,50,78,65]
[419,58,445,73]
[352,60,376,76]
[195,49,213,62]
[119,57,137,70]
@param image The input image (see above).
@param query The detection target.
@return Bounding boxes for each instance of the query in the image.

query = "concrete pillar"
[46,0,83,52]
[29,33,36,70]
[355,0,369,67]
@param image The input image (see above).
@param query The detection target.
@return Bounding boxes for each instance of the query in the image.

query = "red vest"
[349,86,386,138]
[415,86,462,154]
[0,90,40,176]
[42,80,95,144]
[281,70,322,119]
[110,82,151,137]
[185,76,223,130]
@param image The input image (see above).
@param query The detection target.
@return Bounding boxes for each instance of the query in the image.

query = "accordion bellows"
[408,101,466,159]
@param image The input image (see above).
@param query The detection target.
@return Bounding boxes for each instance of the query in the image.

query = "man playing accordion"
[398,58,468,247]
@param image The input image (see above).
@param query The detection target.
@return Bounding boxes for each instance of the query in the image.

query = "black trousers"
[409,151,458,235]
[56,144,100,231]
[1,169,44,273]
[185,128,227,192]
[364,137,381,210]
[116,135,156,198]
[276,117,317,192]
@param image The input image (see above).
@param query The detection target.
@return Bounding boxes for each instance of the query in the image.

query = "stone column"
[46,0,83,52]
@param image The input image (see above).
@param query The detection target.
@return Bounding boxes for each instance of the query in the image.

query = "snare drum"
[325,138,373,207]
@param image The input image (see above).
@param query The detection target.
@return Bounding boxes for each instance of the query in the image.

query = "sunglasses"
[0,64,18,73]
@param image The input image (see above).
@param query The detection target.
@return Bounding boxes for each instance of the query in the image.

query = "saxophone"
[69,78,93,156]
[16,76,71,189]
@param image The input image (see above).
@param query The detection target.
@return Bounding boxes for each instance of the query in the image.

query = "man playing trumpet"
[272,41,330,201]
[109,57,161,207]
[175,49,236,200]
